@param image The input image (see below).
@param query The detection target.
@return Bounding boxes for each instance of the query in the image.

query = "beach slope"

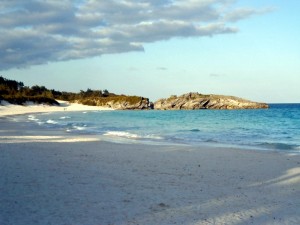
[0,100,112,117]
[0,117,299,225]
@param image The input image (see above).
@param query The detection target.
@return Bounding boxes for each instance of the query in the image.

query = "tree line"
[0,76,114,105]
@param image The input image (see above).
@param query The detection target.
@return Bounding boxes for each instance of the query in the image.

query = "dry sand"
[0,104,300,225]
[0,100,112,117]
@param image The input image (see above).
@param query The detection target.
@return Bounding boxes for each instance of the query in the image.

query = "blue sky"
[1,0,299,103]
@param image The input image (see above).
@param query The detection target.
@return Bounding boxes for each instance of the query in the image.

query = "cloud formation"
[0,0,270,70]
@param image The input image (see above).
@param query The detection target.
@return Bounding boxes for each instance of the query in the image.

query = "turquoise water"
[24,104,300,153]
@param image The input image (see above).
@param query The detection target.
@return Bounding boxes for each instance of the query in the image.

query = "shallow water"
[20,104,300,153]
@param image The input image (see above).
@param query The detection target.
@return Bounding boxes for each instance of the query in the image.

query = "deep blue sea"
[22,104,300,153]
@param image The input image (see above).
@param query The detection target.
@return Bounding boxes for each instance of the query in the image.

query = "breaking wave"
[46,119,58,124]
[103,131,163,140]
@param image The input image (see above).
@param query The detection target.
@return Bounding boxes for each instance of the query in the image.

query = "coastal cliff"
[0,76,153,110]
[1,76,268,110]
[154,92,269,110]
[77,96,153,110]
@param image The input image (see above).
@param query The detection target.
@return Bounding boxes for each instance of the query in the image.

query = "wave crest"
[103,131,163,140]
[46,119,58,124]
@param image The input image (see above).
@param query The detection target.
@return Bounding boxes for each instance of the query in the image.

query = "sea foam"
[104,131,140,139]
[46,119,58,124]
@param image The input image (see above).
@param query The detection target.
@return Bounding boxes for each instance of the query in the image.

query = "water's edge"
[5,104,299,154]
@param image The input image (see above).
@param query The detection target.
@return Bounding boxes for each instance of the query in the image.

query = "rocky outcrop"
[78,96,153,110]
[104,97,153,110]
[154,92,268,110]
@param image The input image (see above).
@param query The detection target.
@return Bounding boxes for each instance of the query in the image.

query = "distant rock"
[154,92,269,110]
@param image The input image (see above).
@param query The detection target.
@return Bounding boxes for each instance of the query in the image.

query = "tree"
[103,89,109,97]
[31,85,48,95]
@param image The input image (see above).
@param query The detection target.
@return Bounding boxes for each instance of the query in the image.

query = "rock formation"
[77,96,153,110]
[154,92,268,110]
[104,97,153,110]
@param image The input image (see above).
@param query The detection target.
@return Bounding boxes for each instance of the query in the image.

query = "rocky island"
[154,92,268,110]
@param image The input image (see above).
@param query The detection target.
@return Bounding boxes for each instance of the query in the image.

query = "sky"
[1,0,299,103]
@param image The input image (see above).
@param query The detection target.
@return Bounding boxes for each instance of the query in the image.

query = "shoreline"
[0,100,113,117]
[1,115,300,224]
[1,103,299,155]
[0,115,290,155]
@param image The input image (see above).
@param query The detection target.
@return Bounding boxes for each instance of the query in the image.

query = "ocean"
[21,104,300,153]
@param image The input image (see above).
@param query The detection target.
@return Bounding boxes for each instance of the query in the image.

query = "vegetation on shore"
[1,76,267,110]
[0,76,60,105]
[0,76,149,108]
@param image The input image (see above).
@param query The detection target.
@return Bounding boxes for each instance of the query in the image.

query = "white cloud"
[224,7,275,22]
[0,0,271,70]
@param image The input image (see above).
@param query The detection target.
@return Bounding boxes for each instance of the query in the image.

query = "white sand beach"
[0,100,112,117]
[0,104,300,225]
